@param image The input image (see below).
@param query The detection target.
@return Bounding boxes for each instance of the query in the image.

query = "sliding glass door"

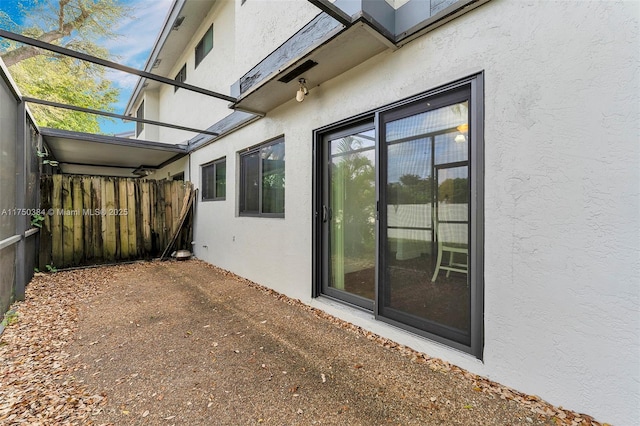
[320,123,376,310]
[380,87,471,345]
[314,76,483,356]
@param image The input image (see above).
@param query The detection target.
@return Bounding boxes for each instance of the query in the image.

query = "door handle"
[322,205,328,222]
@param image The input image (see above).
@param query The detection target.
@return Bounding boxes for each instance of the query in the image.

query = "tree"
[0,0,130,133]
[438,177,468,204]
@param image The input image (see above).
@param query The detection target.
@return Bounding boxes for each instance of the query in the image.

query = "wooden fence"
[39,175,194,269]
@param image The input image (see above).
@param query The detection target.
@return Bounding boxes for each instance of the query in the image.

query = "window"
[201,158,226,201]
[136,101,144,136]
[313,74,484,357]
[240,137,285,217]
[195,25,213,67]
[174,64,186,92]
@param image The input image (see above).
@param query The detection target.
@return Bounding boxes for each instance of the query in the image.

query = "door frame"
[313,117,376,310]
[312,73,484,358]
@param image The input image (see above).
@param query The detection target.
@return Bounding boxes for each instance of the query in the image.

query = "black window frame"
[312,73,484,358]
[136,100,144,136]
[195,25,213,68]
[174,64,187,92]
[201,157,226,201]
[239,137,285,218]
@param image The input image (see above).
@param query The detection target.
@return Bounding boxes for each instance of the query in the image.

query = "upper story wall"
[133,0,238,144]
[233,0,322,76]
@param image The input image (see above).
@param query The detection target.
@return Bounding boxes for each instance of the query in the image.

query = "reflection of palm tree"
[332,136,375,254]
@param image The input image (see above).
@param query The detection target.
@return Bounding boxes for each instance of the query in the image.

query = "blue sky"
[0,0,173,135]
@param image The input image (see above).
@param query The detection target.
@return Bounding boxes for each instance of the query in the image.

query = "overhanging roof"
[231,19,389,114]
[40,128,188,178]
[125,0,218,115]
[232,0,489,115]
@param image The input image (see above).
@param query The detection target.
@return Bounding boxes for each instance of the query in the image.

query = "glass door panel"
[323,127,376,308]
[381,100,471,344]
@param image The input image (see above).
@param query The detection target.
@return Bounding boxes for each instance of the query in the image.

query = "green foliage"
[45,264,58,273]
[438,177,468,204]
[31,213,45,228]
[388,174,435,205]
[9,55,120,133]
[0,0,131,133]
[1,310,18,327]
[388,175,469,205]
[332,136,376,254]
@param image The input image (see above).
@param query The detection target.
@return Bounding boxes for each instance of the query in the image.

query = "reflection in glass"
[329,129,376,300]
[384,101,470,337]
[215,161,226,199]
[262,141,285,214]
[241,152,260,213]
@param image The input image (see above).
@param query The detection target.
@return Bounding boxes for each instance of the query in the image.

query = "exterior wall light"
[296,78,309,102]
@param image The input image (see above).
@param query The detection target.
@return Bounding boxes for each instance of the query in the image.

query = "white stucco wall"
[234,0,321,75]
[166,0,639,424]
[156,0,237,144]
[142,90,160,142]
[152,156,189,182]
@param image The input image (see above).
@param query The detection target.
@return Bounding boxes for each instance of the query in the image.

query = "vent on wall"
[278,60,318,83]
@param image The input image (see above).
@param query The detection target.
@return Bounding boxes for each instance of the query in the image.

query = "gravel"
[0,260,605,425]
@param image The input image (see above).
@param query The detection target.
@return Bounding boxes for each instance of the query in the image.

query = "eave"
[40,128,188,178]
[231,0,490,115]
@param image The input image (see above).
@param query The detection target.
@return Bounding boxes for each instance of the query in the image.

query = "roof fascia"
[39,127,188,153]
[309,0,489,44]
[231,12,346,100]
[395,0,490,45]
[188,110,262,152]
[306,0,353,26]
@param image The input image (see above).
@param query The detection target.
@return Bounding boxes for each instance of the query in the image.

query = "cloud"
[105,69,140,90]
[100,0,173,120]
[103,0,173,69]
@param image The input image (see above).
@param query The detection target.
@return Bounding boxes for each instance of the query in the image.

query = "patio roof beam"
[23,97,220,137]
[307,0,353,26]
[0,29,237,103]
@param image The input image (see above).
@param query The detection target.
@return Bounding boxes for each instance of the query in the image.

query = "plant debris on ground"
[0,260,608,425]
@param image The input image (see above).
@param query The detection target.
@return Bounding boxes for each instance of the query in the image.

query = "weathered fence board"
[39,176,193,269]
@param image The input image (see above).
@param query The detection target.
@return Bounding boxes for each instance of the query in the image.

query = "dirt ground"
[0,260,604,425]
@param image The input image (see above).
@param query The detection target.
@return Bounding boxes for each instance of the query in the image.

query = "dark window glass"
[381,88,473,347]
[174,64,187,92]
[136,101,144,136]
[202,158,226,201]
[240,138,285,217]
[195,25,213,67]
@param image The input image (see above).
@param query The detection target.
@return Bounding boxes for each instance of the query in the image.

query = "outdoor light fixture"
[296,78,308,103]
[133,167,155,177]
[172,16,185,30]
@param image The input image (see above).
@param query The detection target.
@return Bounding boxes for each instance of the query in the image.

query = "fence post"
[14,101,27,301]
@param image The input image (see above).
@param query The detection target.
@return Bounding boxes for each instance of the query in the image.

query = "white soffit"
[41,128,186,171]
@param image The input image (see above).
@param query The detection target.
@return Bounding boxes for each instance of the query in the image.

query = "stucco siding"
[178,0,638,424]
[234,0,321,76]
[156,0,237,144]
